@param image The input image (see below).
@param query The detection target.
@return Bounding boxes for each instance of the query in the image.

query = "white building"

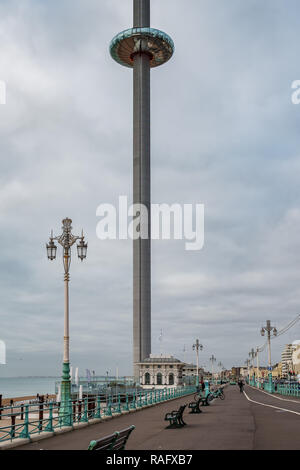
[292,340,300,375]
[282,344,293,377]
[137,354,185,389]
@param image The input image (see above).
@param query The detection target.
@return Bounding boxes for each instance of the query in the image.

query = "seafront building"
[281,344,293,377]
[182,363,205,384]
[137,355,184,389]
[292,341,300,375]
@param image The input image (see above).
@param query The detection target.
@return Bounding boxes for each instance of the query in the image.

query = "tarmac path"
[15,385,300,450]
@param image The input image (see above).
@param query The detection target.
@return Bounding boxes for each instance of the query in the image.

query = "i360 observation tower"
[110,0,174,379]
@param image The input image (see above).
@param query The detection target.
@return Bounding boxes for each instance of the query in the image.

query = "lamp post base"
[59,361,72,426]
[267,372,274,393]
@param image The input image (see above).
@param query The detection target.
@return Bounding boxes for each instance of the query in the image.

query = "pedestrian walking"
[238,379,244,393]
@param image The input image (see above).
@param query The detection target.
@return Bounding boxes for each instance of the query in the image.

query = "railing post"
[95,395,101,419]
[106,395,112,416]
[124,393,129,411]
[68,399,73,427]
[45,403,54,432]
[144,391,148,406]
[19,404,30,439]
[81,398,88,422]
[116,394,121,414]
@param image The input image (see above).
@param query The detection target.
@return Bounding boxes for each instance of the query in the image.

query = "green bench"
[188,398,202,414]
[88,425,135,450]
[164,404,187,429]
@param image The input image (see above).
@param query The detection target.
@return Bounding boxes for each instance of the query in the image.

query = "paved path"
[15,385,300,450]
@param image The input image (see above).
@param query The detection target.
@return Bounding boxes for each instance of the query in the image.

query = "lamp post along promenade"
[47,218,87,422]
[261,320,277,393]
[110,0,174,379]
[192,340,203,387]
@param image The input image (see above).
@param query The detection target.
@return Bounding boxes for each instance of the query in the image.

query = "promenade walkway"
[15,385,300,450]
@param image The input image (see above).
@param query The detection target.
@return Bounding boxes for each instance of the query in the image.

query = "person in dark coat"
[238,379,244,393]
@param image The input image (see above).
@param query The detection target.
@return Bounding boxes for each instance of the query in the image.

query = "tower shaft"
[134,0,150,27]
[133,0,151,378]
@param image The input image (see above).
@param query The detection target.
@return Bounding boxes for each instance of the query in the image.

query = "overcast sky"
[1,0,300,377]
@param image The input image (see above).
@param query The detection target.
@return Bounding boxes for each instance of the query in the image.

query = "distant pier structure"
[110,0,174,379]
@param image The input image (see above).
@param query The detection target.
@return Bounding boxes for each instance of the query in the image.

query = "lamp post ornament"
[47,218,87,423]
[260,320,277,393]
[192,339,203,387]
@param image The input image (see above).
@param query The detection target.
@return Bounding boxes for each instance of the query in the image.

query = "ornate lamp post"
[218,362,223,382]
[261,320,277,393]
[47,218,87,423]
[245,359,250,383]
[249,349,256,385]
[256,347,260,388]
[192,339,203,387]
[209,355,216,384]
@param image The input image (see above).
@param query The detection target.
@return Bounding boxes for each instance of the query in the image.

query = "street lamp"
[245,359,250,382]
[256,347,260,388]
[47,218,87,423]
[249,349,256,385]
[261,320,277,393]
[209,355,216,384]
[218,362,223,381]
[192,339,203,387]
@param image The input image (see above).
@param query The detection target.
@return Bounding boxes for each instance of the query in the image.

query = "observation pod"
[110,28,174,68]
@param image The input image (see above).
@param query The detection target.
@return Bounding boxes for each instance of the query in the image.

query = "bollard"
[20,405,24,421]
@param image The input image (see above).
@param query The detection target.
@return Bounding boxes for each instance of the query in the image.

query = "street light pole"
[261,320,277,393]
[192,340,203,387]
[209,355,216,384]
[218,362,223,382]
[47,218,87,423]
[245,359,250,383]
[256,347,260,388]
[249,349,256,385]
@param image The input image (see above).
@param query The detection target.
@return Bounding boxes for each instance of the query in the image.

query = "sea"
[0,377,60,399]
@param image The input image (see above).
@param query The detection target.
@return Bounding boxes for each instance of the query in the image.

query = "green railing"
[277,383,300,397]
[0,386,196,443]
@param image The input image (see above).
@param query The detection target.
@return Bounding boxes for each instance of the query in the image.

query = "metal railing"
[276,383,300,397]
[0,386,196,443]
